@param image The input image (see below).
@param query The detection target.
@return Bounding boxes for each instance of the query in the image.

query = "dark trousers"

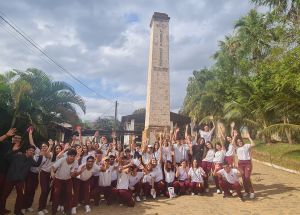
[213,163,223,190]
[0,180,24,214]
[23,171,39,209]
[72,178,91,207]
[219,179,242,197]
[238,160,254,193]
[131,182,142,196]
[189,182,204,194]
[51,178,73,215]
[201,161,213,189]
[38,170,52,211]
[117,189,135,207]
[142,182,151,197]
[154,180,166,196]
[93,186,113,205]
[173,180,189,195]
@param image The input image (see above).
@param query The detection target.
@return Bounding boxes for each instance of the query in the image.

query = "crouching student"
[51,149,79,215]
[164,160,176,198]
[212,142,225,194]
[128,165,144,202]
[214,162,244,201]
[201,142,215,193]
[71,156,100,214]
[141,163,155,200]
[188,159,206,195]
[93,156,114,206]
[174,160,189,195]
[116,165,135,207]
[150,158,166,197]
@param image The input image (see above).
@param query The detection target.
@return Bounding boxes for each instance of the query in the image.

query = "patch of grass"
[252,142,300,172]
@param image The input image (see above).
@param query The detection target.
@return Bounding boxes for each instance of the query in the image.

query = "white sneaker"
[42,209,49,214]
[151,188,156,199]
[243,192,249,197]
[85,205,91,213]
[37,211,45,215]
[71,207,77,214]
[143,196,147,201]
[135,196,141,202]
[191,192,195,196]
[27,208,34,212]
[60,206,64,212]
[249,193,255,199]
[119,204,123,206]
[205,188,209,193]
[216,189,222,194]
[21,209,26,214]
[57,206,61,212]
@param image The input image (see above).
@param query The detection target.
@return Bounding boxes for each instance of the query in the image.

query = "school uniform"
[151,164,166,196]
[236,144,254,194]
[38,153,53,212]
[201,149,215,189]
[173,167,189,195]
[213,150,225,190]
[173,144,189,164]
[141,173,152,197]
[225,143,235,166]
[129,172,144,196]
[93,166,114,205]
[217,168,242,197]
[72,163,100,208]
[116,172,135,207]
[51,158,79,215]
[188,167,205,194]
[164,168,175,197]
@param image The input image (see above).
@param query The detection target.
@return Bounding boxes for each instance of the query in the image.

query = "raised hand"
[6,128,17,137]
[230,122,235,128]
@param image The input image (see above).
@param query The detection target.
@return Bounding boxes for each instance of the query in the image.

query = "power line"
[0,12,114,103]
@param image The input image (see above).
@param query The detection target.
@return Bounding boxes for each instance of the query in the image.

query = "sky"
[0,0,256,121]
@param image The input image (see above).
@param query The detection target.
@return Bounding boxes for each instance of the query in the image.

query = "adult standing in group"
[199,118,215,143]
[233,130,255,199]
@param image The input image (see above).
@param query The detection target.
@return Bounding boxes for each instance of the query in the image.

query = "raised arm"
[245,132,255,147]
[28,126,36,147]
[0,128,16,142]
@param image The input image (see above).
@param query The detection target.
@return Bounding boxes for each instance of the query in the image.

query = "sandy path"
[6,161,300,215]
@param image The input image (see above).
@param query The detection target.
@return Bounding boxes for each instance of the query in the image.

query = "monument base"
[142,126,170,147]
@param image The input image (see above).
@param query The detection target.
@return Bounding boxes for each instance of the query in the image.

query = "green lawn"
[252,142,300,172]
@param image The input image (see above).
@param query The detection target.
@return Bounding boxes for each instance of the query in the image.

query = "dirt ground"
[6,161,300,215]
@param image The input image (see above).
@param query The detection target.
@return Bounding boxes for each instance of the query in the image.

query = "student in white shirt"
[172,137,190,165]
[199,121,215,143]
[50,149,79,215]
[93,156,114,206]
[214,162,244,201]
[233,131,255,199]
[116,165,135,207]
[213,142,225,194]
[128,165,144,202]
[141,163,155,200]
[174,160,189,195]
[71,156,99,214]
[201,141,215,192]
[150,156,166,197]
[188,159,206,195]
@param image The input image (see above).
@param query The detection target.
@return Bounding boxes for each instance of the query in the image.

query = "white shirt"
[117,172,129,190]
[77,164,100,181]
[164,169,175,183]
[213,150,225,163]
[225,144,235,156]
[202,149,215,162]
[142,173,152,184]
[199,129,214,143]
[53,158,78,180]
[99,166,113,186]
[129,172,144,187]
[173,144,189,163]
[217,168,239,184]
[162,146,172,162]
[188,167,205,183]
[177,167,188,181]
[111,163,118,181]
[236,144,251,161]
[153,150,161,161]
[151,165,163,182]
[40,153,53,173]
[142,152,153,165]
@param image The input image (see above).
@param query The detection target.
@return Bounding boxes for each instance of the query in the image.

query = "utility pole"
[114,100,118,133]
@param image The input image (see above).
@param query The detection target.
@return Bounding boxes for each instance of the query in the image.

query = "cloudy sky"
[0,0,256,121]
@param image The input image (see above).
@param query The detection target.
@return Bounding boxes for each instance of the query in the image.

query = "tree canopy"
[183,1,300,143]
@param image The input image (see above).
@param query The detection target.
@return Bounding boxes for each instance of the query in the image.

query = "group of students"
[0,123,255,215]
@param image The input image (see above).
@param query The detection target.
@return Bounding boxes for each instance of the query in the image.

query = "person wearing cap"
[93,156,114,206]
[128,165,144,202]
[50,149,79,215]
[214,161,244,201]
